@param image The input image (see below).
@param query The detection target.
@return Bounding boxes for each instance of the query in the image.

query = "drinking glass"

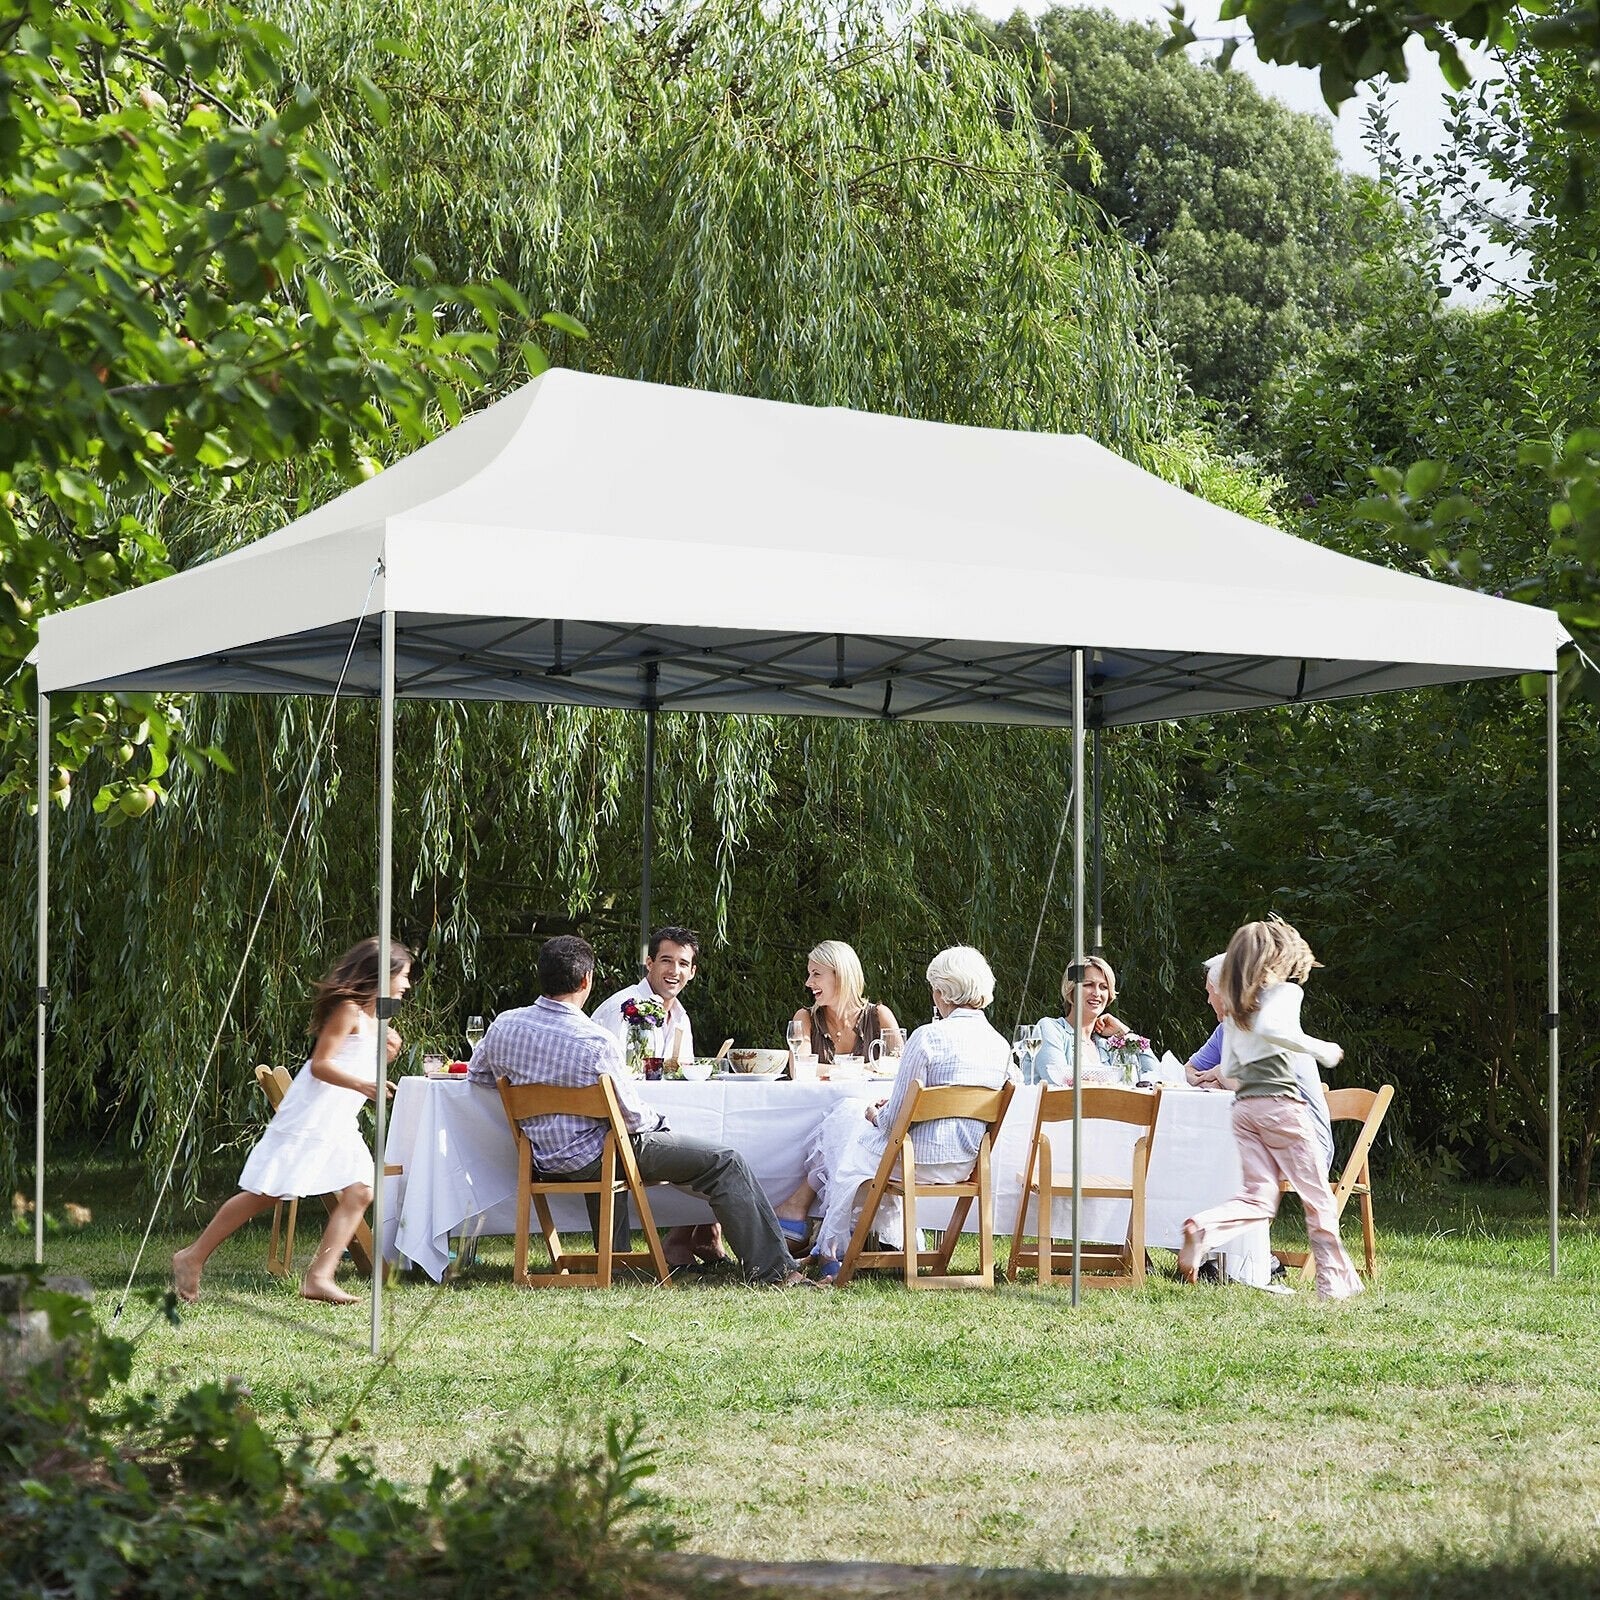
[465,1015,486,1055]
[786,1018,815,1081]
[1012,1024,1041,1082]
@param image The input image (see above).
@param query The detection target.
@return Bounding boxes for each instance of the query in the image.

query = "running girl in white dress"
[172,938,411,1305]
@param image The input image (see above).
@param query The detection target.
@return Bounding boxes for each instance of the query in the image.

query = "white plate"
[713,1068,784,1082]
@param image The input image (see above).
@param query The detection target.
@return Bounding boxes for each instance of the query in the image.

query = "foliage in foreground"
[0,1272,671,1599]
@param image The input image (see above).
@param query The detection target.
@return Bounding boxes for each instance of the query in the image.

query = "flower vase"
[625,1030,648,1077]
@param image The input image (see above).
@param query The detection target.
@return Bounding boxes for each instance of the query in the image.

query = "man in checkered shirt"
[470,934,799,1285]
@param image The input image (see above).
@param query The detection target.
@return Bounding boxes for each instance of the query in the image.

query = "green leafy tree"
[0,0,539,814]
[278,0,1179,448]
[2,0,1278,1192]
[1344,49,1600,678]
[986,6,1426,416]
[1162,0,1598,189]
[1161,2,1600,672]
[1260,266,1600,1204]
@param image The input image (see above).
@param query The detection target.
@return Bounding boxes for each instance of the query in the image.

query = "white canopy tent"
[32,369,1569,1337]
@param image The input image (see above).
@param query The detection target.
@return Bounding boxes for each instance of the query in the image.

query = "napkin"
[1157,1050,1188,1086]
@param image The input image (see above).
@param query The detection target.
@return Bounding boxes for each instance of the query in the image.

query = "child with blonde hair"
[1178,917,1362,1300]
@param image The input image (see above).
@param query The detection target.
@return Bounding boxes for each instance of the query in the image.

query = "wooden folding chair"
[1278,1083,1394,1280]
[254,1065,300,1276]
[496,1076,671,1288]
[834,1081,1014,1290]
[1008,1086,1162,1289]
[253,1063,398,1279]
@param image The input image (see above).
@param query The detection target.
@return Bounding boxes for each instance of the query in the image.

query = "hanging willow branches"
[272,0,1182,451]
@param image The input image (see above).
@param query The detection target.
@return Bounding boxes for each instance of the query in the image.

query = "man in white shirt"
[470,934,800,1286]
[591,926,698,1066]
[591,926,718,1267]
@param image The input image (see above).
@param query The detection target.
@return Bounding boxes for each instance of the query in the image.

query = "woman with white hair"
[790,939,904,1065]
[1184,953,1229,1088]
[1032,953,1158,1086]
[789,945,1011,1278]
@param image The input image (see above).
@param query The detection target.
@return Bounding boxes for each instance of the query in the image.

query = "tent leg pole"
[1091,728,1103,954]
[372,609,396,1360]
[1548,671,1559,1278]
[1071,649,1085,1309]
[640,696,657,975]
[35,688,49,1266]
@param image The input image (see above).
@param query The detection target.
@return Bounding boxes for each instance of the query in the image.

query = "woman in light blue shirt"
[1032,954,1158,1086]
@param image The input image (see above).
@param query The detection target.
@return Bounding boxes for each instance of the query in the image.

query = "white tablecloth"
[382,1077,1269,1285]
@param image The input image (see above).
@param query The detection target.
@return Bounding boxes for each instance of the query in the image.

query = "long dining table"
[382,1074,1272,1286]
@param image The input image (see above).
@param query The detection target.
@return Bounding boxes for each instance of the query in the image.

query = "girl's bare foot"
[172,1247,202,1303]
[1177,1223,1206,1284]
[300,1275,358,1305]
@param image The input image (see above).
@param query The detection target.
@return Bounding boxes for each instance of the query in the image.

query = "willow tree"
[273,0,1182,448]
[9,0,1273,1192]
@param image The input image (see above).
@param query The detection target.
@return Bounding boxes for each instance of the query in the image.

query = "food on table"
[726,1047,789,1074]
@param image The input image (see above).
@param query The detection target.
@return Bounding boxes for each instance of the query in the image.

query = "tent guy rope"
[110,562,382,1323]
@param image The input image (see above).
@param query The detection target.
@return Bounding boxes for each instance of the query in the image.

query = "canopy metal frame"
[67,611,1509,728]
[26,366,1574,1346]
[34,632,1564,1345]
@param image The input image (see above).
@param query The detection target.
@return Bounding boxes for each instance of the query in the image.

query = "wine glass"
[787,1019,816,1082]
[1012,1024,1041,1082]
[465,1014,486,1056]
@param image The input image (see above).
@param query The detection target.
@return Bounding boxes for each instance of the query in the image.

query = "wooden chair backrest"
[1037,1085,1160,1133]
[1326,1086,1386,1125]
[495,1076,622,1128]
[1324,1082,1394,1178]
[254,1063,293,1112]
[879,1080,1013,1147]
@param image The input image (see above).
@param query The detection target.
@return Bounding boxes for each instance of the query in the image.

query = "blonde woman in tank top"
[789,940,903,1064]
[776,940,903,1247]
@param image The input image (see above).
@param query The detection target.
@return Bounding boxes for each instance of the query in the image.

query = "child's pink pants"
[1187,1095,1363,1300]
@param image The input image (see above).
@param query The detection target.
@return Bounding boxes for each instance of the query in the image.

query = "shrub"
[0,1269,673,1598]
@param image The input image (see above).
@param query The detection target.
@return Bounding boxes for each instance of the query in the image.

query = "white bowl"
[726,1047,790,1075]
[679,1058,714,1081]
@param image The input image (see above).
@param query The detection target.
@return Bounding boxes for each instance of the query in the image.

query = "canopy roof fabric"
[37,369,1567,726]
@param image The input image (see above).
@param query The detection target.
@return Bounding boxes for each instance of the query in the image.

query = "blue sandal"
[779,1217,812,1249]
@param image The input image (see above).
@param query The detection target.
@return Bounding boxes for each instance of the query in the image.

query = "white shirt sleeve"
[589,988,628,1043]
[1251,983,1340,1067]
[875,1030,932,1135]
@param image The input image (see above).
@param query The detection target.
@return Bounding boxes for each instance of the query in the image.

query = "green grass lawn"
[21,1151,1600,1588]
